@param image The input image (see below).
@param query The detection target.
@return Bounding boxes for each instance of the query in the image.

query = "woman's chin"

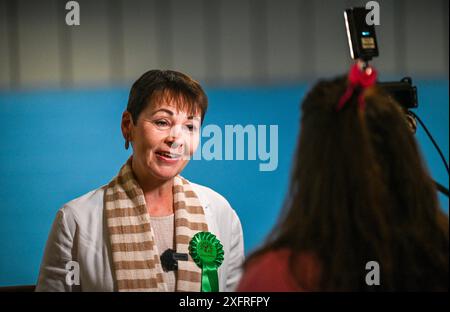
[149,166,181,180]
[148,159,188,179]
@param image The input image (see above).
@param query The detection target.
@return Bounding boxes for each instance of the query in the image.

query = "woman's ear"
[121,111,134,142]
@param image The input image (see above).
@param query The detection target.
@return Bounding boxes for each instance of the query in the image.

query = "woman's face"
[123,100,201,182]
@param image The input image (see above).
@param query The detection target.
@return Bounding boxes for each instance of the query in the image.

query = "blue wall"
[0,81,448,286]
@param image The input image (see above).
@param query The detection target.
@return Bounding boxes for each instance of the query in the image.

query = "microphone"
[160,249,188,272]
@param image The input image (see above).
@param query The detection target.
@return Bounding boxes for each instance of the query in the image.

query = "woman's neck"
[131,159,174,217]
[143,183,174,217]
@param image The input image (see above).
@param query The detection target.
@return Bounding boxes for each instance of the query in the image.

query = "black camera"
[344,7,379,62]
[343,7,449,197]
[344,7,418,111]
[378,78,418,111]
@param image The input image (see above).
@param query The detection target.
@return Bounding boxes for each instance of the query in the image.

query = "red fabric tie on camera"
[336,62,378,111]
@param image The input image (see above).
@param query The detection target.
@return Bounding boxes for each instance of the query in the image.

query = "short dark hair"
[126,70,208,124]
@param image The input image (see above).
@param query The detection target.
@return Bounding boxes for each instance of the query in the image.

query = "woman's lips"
[155,151,182,164]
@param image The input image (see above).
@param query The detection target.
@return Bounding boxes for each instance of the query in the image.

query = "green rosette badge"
[189,231,224,292]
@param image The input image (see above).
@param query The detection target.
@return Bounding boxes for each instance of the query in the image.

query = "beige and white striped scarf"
[104,158,208,291]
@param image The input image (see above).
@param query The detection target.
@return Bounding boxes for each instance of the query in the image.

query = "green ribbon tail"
[201,263,219,292]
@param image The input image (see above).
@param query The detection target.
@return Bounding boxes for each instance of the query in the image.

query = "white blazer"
[35,181,245,292]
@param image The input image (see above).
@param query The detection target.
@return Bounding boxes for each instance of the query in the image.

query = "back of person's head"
[250,75,449,291]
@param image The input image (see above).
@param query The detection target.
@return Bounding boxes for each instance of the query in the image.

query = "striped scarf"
[104,158,208,291]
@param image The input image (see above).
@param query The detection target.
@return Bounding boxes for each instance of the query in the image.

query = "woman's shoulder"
[237,248,321,292]
[188,181,235,214]
[59,185,106,223]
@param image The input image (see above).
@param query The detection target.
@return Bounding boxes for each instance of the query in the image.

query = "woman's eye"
[154,120,169,127]
[185,124,197,132]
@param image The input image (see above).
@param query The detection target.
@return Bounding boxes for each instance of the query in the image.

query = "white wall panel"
[171,0,207,82]
[17,0,61,88]
[122,0,159,83]
[0,0,10,89]
[404,0,447,77]
[312,0,352,78]
[71,0,110,86]
[218,0,253,84]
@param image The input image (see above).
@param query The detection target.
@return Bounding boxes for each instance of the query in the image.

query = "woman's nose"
[166,126,184,148]
[167,138,182,149]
